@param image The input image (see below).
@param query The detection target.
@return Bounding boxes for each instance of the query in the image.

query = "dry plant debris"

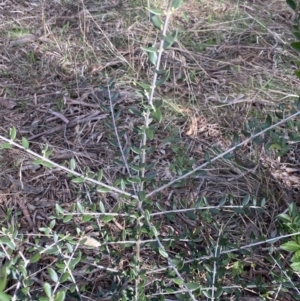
[0,0,299,300]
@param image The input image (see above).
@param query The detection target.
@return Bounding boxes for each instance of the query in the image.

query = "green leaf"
[156,69,170,86]
[63,215,72,223]
[55,204,65,215]
[22,137,29,149]
[33,160,54,168]
[9,127,16,140]
[294,31,300,40]
[127,177,141,183]
[186,282,201,291]
[148,51,158,65]
[54,290,66,301]
[131,146,142,155]
[138,191,146,201]
[173,278,183,285]
[30,253,41,263]
[0,237,15,250]
[44,282,52,298]
[60,272,70,283]
[97,169,103,181]
[172,0,183,10]
[144,210,150,222]
[71,177,85,183]
[69,252,82,269]
[163,31,178,49]
[215,287,223,299]
[242,194,251,206]
[1,143,11,149]
[140,46,158,53]
[145,7,165,15]
[158,247,168,258]
[291,41,300,52]
[48,268,58,282]
[145,127,154,140]
[99,201,105,213]
[77,201,84,214]
[0,263,9,292]
[102,215,114,223]
[287,0,296,11]
[291,261,300,272]
[0,292,11,301]
[281,241,300,252]
[151,107,162,123]
[97,187,110,193]
[151,15,163,30]
[69,158,76,171]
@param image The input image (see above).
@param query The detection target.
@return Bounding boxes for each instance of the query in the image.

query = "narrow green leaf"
[0,264,8,292]
[151,107,162,123]
[151,15,163,30]
[102,215,114,223]
[44,282,52,298]
[97,169,103,181]
[22,137,29,149]
[69,252,81,269]
[99,201,105,213]
[186,282,201,291]
[140,46,157,53]
[30,253,41,263]
[69,158,76,171]
[173,278,183,285]
[148,51,158,65]
[71,177,85,183]
[0,237,15,250]
[138,191,146,201]
[144,210,150,222]
[291,41,300,52]
[145,127,154,140]
[77,201,84,214]
[172,0,183,10]
[1,143,11,149]
[131,146,142,155]
[287,0,296,10]
[33,160,54,168]
[48,268,58,282]
[215,287,223,298]
[163,32,178,49]
[127,177,141,183]
[63,215,72,223]
[55,204,64,215]
[242,194,250,206]
[97,187,110,193]
[60,272,70,283]
[294,31,300,40]
[9,127,16,140]
[158,247,168,258]
[156,69,170,86]
[151,225,158,236]
[145,7,165,15]
[54,290,66,301]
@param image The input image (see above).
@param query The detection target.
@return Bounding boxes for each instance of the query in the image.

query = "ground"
[0,0,299,300]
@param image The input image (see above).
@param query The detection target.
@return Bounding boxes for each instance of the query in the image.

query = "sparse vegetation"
[0,0,299,300]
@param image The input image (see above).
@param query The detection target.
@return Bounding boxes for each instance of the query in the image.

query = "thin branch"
[0,135,137,199]
[146,110,300,198]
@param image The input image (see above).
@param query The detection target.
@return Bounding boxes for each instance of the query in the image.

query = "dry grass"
[0,0,299,300]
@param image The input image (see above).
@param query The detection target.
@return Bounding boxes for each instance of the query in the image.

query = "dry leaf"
[0,98,16,109]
